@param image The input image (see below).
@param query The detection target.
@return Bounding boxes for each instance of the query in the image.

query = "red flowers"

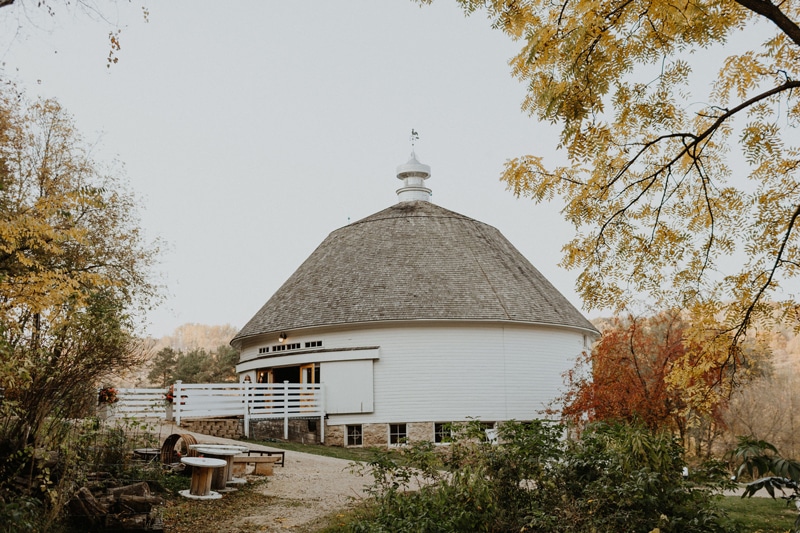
[98,386,119,405]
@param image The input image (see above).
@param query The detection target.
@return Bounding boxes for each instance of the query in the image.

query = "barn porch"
[105,381,326,442]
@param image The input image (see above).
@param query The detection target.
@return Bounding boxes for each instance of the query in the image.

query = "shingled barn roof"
[232,200,597,345]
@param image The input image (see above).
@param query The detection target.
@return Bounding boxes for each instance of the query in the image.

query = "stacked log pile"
[69,481,164,531]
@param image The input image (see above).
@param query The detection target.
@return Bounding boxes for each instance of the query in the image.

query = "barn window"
[481,422,497,443]
[434,423,452,444]
[389,424,407,445]
[346,425,363,446]
[272,342,301,352]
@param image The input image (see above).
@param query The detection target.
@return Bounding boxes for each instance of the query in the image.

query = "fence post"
[319,383,325,444]
[243,380,251,438]
[283,380,289,440]
[174,380,182,426]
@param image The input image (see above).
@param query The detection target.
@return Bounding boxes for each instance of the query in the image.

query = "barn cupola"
[395,151,431,203]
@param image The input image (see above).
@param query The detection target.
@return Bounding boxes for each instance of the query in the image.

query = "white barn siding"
[235,322,584,427]
[322,323,583,426]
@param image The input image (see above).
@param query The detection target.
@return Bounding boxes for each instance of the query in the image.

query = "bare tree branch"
[734,0,800,47]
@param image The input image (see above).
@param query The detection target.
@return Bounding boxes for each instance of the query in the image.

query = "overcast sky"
[0,1,721,339]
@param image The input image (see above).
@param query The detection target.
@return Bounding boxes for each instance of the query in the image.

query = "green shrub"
[0,495,44,533]
[346,420,736,533]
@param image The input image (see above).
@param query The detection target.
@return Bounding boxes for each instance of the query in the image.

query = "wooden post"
[243,380,251,438]
[283,381,289,440]
[174,380,182,425]
[319,383,325,443]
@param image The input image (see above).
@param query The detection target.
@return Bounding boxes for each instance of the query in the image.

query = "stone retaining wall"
[179,418,244,439]
[250,419,321,444]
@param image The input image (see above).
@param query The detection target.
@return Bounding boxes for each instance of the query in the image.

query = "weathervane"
[410,129,419,150]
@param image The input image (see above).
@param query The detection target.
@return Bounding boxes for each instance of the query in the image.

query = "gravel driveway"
[156,422,371,532]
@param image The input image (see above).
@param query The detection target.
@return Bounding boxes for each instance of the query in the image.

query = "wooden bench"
[245,450,285,467]
[232,455,281,476]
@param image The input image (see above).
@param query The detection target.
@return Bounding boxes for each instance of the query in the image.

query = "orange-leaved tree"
[562,311,735,454]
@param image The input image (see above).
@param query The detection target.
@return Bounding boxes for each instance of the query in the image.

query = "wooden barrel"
[160,433,199,464]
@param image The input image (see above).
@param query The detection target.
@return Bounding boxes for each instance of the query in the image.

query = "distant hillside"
[150,323,239,352]
[112,323,240,387]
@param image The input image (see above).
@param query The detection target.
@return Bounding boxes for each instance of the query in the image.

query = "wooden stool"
[179,457,226,500]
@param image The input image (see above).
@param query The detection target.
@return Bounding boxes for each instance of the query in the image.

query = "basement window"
[346,425,363,446]
[389,424,407,446]
[434,423,453,444]
[481,422,497,443]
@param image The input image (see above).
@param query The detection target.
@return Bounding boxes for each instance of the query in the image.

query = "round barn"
[231,152,598,447]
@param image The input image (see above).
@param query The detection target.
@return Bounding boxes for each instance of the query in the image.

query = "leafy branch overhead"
[429,0,800,409]
[0,1,150,67]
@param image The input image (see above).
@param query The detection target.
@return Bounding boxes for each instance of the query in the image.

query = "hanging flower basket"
[98,386,119,405]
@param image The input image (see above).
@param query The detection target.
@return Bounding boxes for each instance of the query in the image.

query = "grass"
[718,495,797,533]
[242,438,384,463]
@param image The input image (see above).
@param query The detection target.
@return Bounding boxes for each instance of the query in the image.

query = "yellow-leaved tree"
[0,86,159,518]
[424,0,800,411]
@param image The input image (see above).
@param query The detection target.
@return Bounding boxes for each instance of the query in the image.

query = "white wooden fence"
[105,381,326,441]
[113,387,168,419]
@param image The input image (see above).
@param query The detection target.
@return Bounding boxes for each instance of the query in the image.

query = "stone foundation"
[407,422,433,443]
[326,421,438,447]
[325,424,345,447]
[363,423,388,446]
[250,418,321,444]
[179,418,244,439]
[187,418,500,447]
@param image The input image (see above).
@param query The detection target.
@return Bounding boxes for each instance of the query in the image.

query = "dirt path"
[238,451,370,531]
[156,423,371,532]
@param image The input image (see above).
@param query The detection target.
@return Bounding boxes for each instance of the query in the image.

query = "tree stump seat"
[178,457,226,500]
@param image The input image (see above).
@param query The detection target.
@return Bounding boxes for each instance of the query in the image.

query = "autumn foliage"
[0,90,158,434]
[561,312,742,454]
[432,0,800,412]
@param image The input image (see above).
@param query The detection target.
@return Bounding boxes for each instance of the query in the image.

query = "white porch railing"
[171,381,326,441]
[244,381,326,442]
[107,381,326,441]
